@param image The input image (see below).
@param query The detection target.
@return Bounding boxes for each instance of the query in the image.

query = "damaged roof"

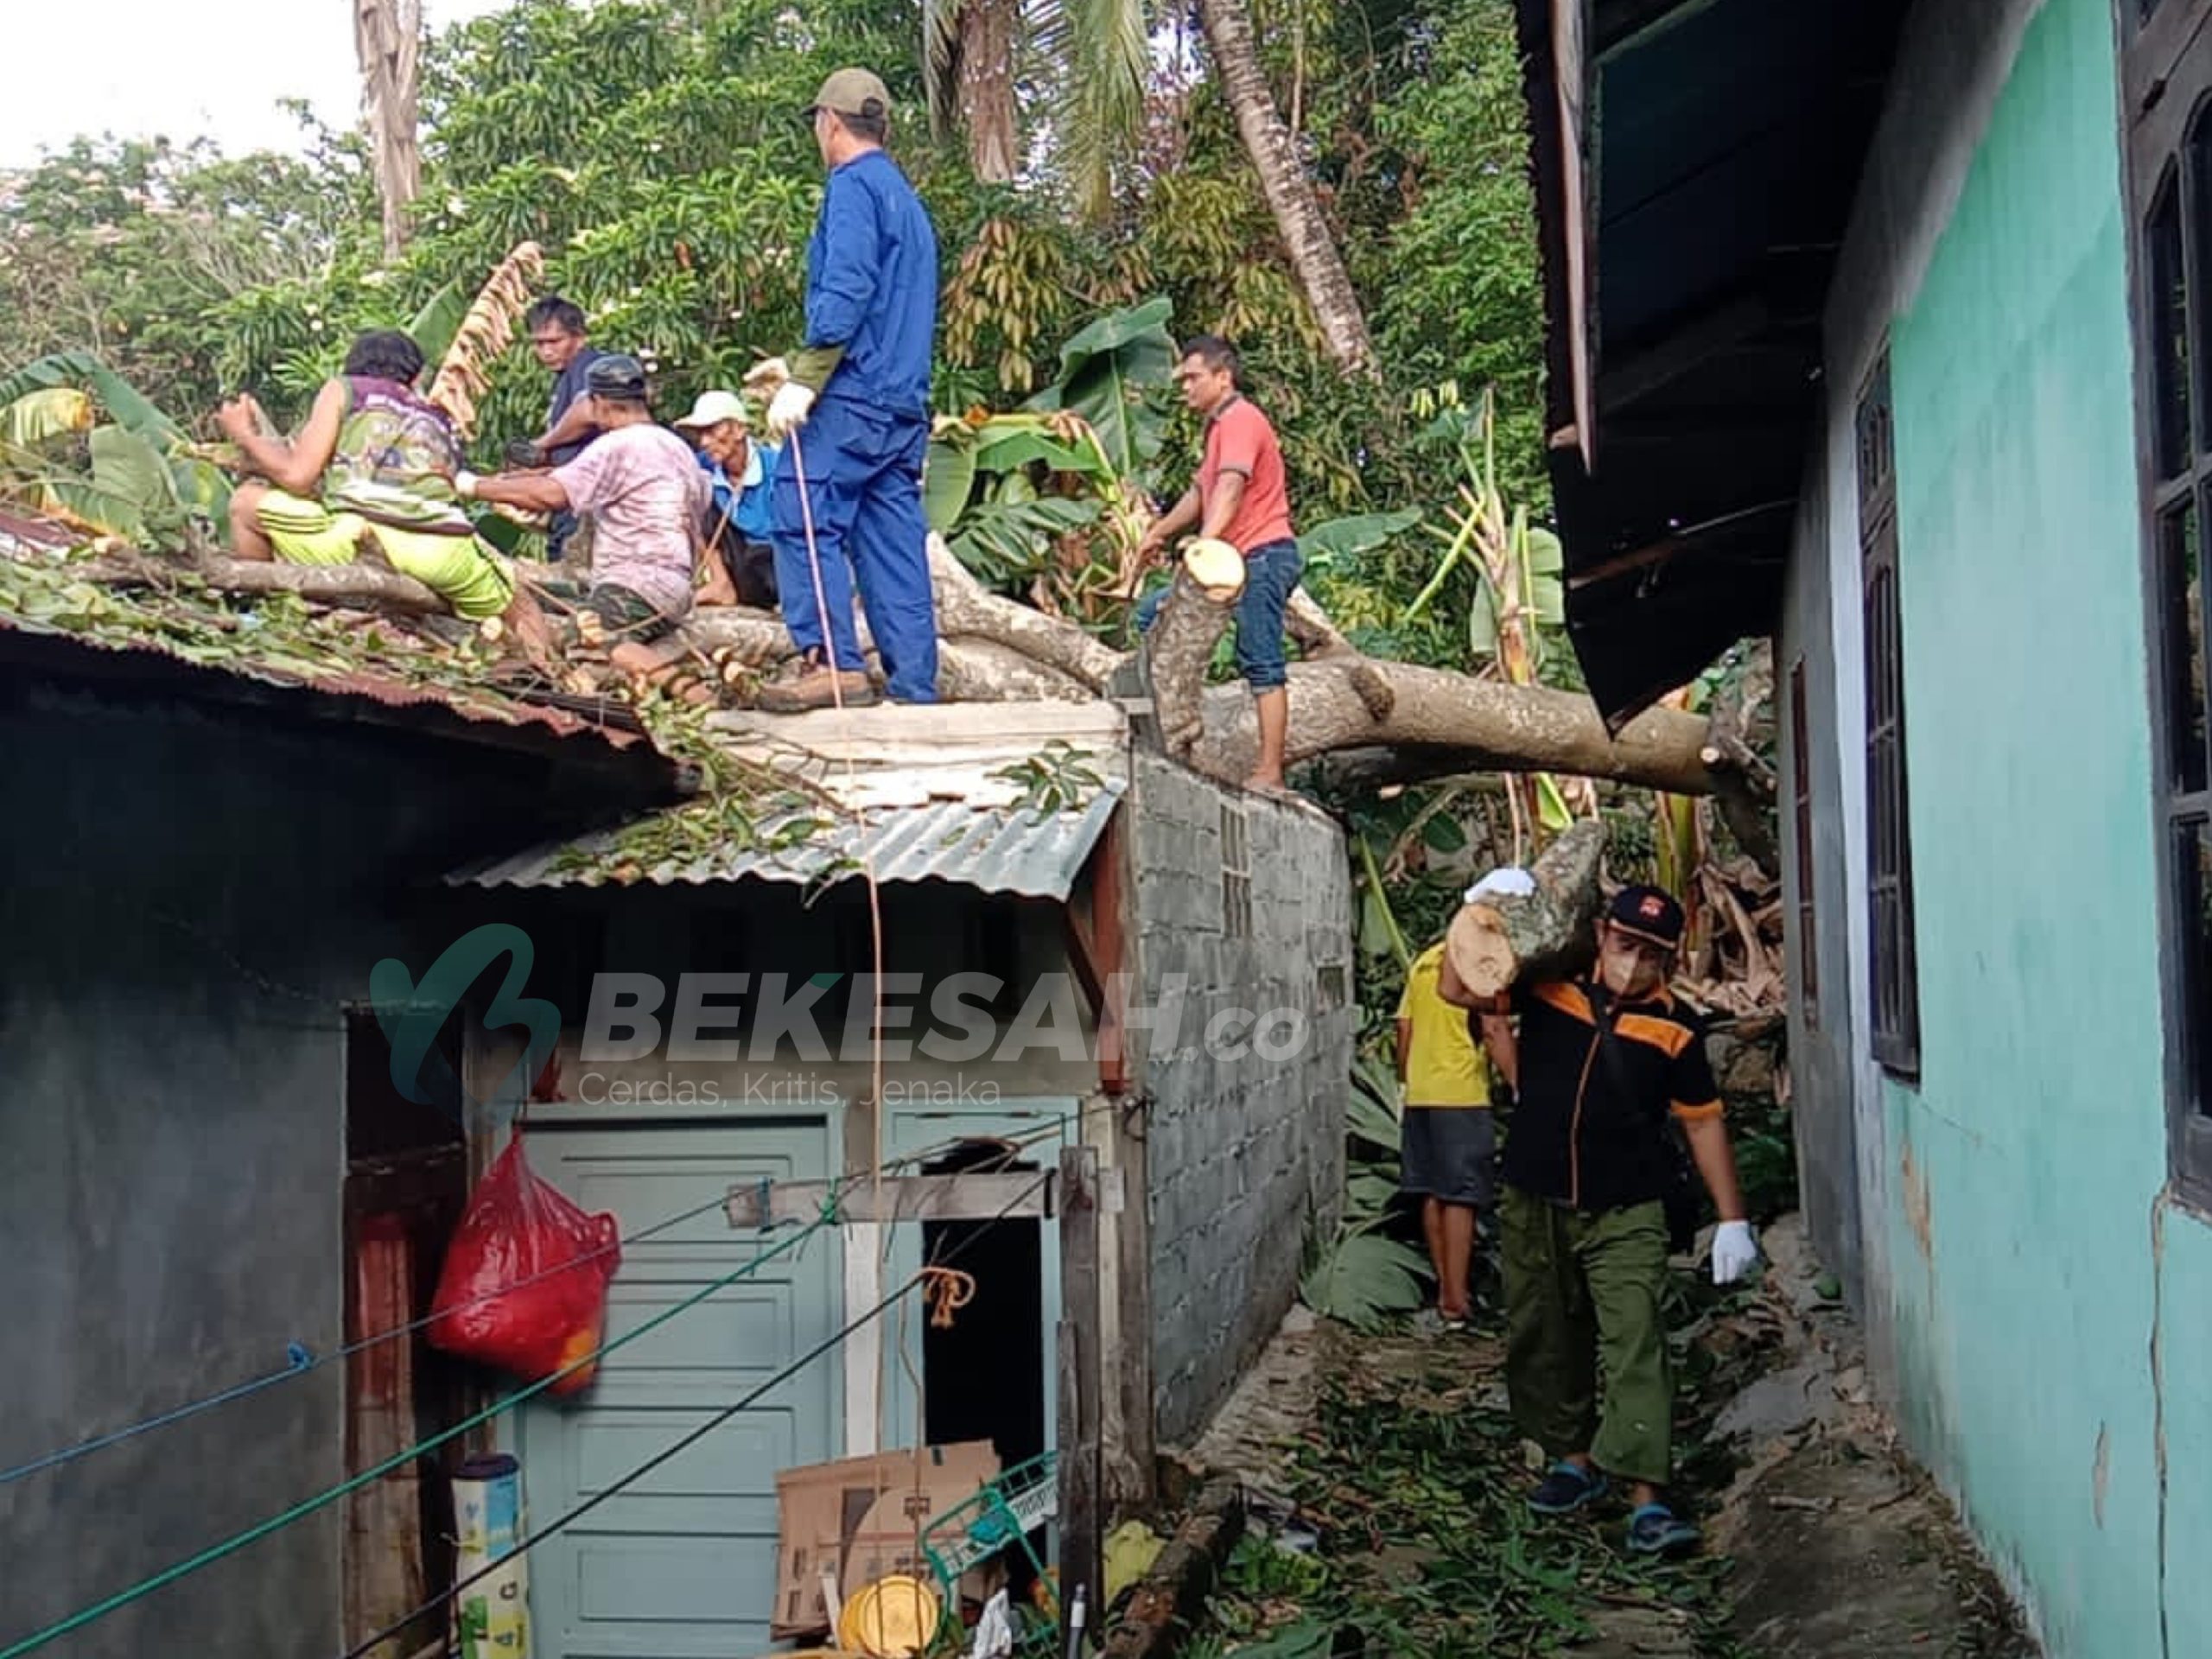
[0,531,673,779]
[455,700,1131,900]
[1516,0,1910,725]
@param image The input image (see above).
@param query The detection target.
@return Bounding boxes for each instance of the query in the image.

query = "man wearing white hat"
[675,390,782,608]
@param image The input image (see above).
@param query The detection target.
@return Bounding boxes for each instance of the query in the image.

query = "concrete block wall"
[1127,752,1353,1444]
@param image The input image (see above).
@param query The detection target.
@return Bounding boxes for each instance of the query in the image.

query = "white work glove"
[1465,867,1537,905]
[766,381,816,442]
[1711,1219,1760,1286]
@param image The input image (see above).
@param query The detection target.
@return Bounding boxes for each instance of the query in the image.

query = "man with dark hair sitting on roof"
[219,329,521,627]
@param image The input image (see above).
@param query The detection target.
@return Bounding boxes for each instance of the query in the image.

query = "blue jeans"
[1135,537,1303,689]
[769,395,939,703]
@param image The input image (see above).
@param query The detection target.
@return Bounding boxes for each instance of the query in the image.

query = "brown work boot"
[756,666,878,712]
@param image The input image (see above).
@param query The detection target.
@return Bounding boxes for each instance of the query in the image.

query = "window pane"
[2191,121,2212,437]
[2177,820,2212,1116]
[2152,178,2194,479]
[2164,499,2208,792]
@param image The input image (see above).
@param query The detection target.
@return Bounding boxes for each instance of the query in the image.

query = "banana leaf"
[1301,1226,1430,1330]
[407,281,470,366]
[922,435,978,533]
[1029,297,1175,476]
[1298,508,1421,574]
[0,352,182,447]
[949,496,1098,588]
[2,387,93,448]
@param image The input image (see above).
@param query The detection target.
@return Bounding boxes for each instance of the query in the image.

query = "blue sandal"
[1626,1502,1700,1555]
[1528,1461,1609,1515]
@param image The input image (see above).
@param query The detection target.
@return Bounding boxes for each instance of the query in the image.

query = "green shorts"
[254,489,516,620]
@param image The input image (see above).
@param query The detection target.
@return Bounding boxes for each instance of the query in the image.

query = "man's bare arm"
[537,398,599,454]
[1198,469,1247,542]
[1138,486,1202,557]
[220,381,346,497]
[1479,1014,1518,1091]
[471,473,571,514]
[1681,1115,1746,1223]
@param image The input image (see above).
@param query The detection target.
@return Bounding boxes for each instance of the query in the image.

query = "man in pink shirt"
[1136,335,1302,791]
[459,354,709,664]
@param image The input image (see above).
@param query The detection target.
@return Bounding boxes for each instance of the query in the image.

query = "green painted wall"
[1882,0,2204,1649]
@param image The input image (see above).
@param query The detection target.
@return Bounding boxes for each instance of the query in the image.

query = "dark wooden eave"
[1516,0,1910,727]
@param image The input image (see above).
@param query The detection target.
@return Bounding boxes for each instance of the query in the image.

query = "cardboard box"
[771,1441,1001,1638]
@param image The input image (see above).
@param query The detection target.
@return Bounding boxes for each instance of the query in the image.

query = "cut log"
[1182,537,1247,601]
[1446,818,1606,998]
[1141,554,1243,758]
[934,639,1093,702]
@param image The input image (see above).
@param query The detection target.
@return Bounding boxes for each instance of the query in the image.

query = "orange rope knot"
[919,1267,977,1329]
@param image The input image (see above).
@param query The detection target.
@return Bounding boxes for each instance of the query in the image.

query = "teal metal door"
[512,1120,841,1658]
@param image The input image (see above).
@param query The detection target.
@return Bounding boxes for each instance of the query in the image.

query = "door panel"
[515,1120,839,1659]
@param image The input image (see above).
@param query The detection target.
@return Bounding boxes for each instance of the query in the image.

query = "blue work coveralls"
[770,148,941,702]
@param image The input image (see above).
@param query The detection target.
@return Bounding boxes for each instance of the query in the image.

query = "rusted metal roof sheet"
[0,593,655,755]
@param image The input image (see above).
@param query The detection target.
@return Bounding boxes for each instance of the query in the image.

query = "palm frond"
[1033,0,1148,219]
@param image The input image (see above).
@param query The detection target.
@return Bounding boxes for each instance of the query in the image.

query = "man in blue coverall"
[751,67,941,710]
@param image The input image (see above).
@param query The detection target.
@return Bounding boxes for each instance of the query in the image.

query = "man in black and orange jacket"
[1441,881,1758,1555]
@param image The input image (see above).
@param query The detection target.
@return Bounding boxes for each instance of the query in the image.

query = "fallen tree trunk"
[130,525,1752,808]
[928,533,1123,692]
[194,553,448,614]
[1445,817,1605,997]
[1187,658,1724,796]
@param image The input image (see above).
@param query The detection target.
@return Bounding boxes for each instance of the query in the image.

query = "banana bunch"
[428,241,547,439]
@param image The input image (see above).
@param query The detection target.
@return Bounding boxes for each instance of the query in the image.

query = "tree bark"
[355,0,423,261]
[1445,817,1605,997]
[1185,657,1723,796]
[196,553,448,614]
[1194,0,1379,377]
[929,533,1123,690]
[1140,559,1242,758]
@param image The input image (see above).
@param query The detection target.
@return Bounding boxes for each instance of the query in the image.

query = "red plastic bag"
[428,1138,621,1395]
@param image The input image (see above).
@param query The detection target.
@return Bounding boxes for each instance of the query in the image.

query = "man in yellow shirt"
[1396,938,1493,1330]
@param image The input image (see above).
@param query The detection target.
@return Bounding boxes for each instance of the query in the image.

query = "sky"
[1,0,516,169]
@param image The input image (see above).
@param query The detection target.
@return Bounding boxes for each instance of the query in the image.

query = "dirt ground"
[1172,1215,2037,1659]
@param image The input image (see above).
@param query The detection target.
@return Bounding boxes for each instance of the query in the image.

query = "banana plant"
[0,353,223,543]
[1414,388,1578,852]
[925,297,1177,616]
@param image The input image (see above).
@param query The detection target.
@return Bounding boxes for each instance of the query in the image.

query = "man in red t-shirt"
[1137,335,1302,790]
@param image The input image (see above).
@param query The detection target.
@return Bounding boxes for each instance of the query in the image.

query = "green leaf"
[0,352,182,447]
[1468,586,1500,659]
[923,435,978,534]
[1528,524,1564,575]
[1421,812,1467,853]
[406,281,469,366]
[93,426,176,505]
[1051,295,1175,378]
[1301,1228,1429,1330]
[1033,298,1176,475]
[1530,573,1566,627]
[949,496,1099,588]
[2,387,93,448]
[971,424,1106,478]
[1297,508,1421,573]
[1226,1621,1333,1659]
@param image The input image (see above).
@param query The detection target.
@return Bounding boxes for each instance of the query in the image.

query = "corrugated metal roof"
[457,776,1125,899]
[456,699,1133,899]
